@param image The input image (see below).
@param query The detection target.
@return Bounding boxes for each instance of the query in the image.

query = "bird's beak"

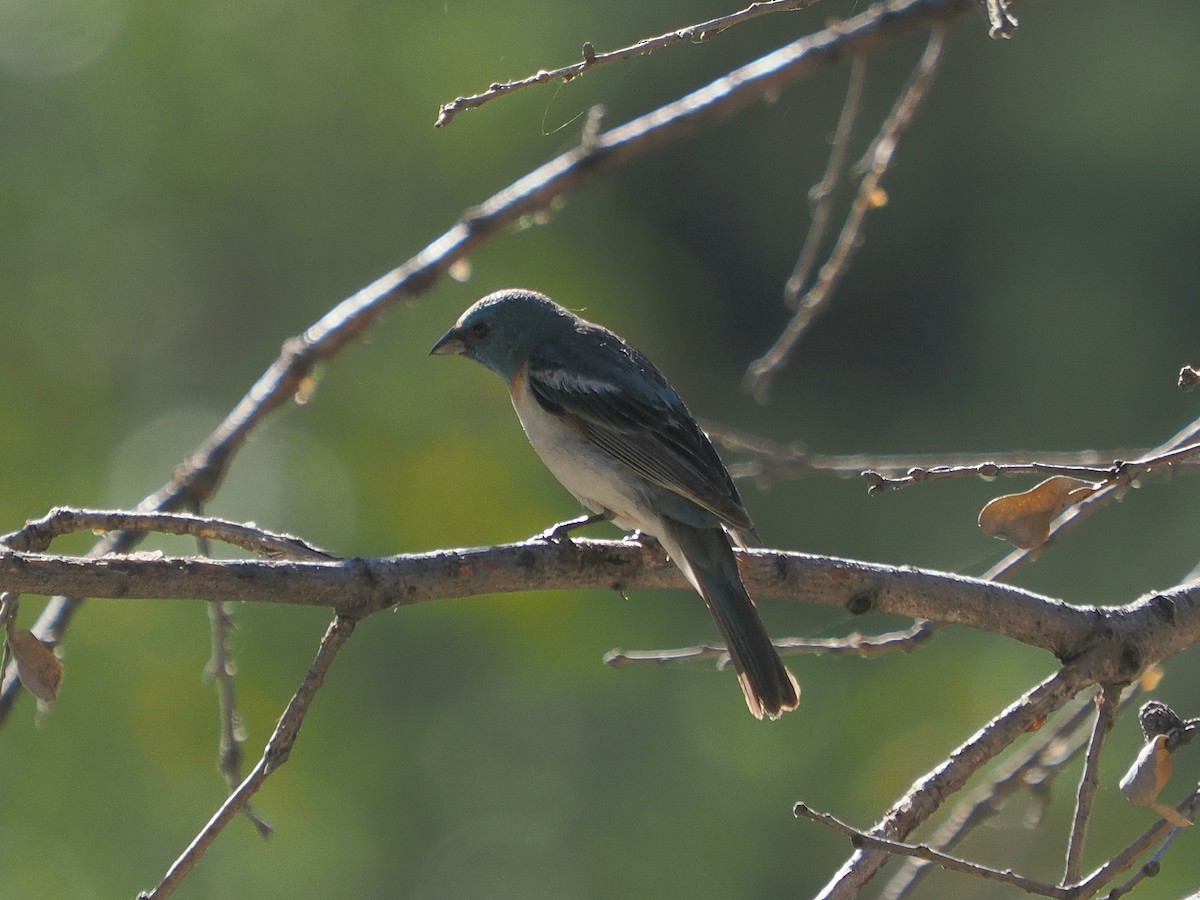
[430,326,466,357]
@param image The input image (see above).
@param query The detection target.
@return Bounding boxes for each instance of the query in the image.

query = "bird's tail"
[656,520,800,720]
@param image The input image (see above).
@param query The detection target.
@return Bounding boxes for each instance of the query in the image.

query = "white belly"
[511,383,658,535]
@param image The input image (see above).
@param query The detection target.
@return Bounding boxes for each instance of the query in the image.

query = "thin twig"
[0,593,14,680]
[205,595,272,837]
[138,613,359,900]
[744,25,947,402]
[785,54,868,309]
[864,441,1200,494]
[191,509,274,839]
[0,0,985,727]
[0,507,334,560]
[604,620,937,668]
[700,421,1159,484]
[192,511,258,834]
[1063,684,1121,885]
[795,802,1072,898]
[435,0,819,126]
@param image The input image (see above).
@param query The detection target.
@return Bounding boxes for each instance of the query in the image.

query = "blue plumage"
[432,288,799,719]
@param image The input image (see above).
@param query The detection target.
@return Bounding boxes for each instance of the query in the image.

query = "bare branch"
[795,802,1071,898]
[204,595,271,838]
[604,620,937,668]
[864,440,1200,494]
[434,0,819,126]
[1063,684,1121,885]
[138,613,359,900]
[2,540,1199,675]
[1,507,334,560]
[701,421,1161,484]
[0,542,1078,647]
[784,54,868,309]
[175,507,272,838]
[744,25,947,401]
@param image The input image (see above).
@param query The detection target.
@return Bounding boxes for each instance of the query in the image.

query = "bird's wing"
[525,340,753,531]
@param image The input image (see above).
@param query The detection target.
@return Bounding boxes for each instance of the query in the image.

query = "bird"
[431,288,800,719]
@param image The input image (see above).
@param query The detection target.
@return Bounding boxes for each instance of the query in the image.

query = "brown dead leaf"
[978,476,1099,549]
[1153,803,1193,828]
[7,629,62,702]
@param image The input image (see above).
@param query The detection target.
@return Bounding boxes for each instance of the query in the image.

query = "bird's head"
[431,288,576,380]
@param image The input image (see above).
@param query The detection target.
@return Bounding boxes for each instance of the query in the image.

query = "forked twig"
[795,802,1072,898]
[785,54,868,308]
[1,507,334,560]
[745,25,947,401]
[604,620,936,668]
[435,0,818,126]
[701,420,1157,485]
[864,441,1200,494]
[138,613,359,900]
[191,508,274,839]
[1063,684,1121,885]
[205,594,272,837]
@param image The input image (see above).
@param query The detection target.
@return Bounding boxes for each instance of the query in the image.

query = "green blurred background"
[3,0,1200,897]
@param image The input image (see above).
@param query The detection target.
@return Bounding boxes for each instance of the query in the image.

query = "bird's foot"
[621,530,660,548]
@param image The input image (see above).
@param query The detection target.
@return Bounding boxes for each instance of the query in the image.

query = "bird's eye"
[470,321,490,340]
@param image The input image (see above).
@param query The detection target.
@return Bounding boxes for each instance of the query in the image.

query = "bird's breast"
[508,369,656,534]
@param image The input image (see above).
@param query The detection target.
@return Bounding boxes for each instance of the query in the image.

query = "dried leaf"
[1153,803,1193,828]
[978,476,1098,549]
[7,629,62,702]
[1119,733,1172,807]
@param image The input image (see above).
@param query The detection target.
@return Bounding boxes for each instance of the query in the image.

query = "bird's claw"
[536,522,578,543]
[622,530,659,548]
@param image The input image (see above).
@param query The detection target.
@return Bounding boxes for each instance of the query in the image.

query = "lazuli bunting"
[431,289,800,719]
